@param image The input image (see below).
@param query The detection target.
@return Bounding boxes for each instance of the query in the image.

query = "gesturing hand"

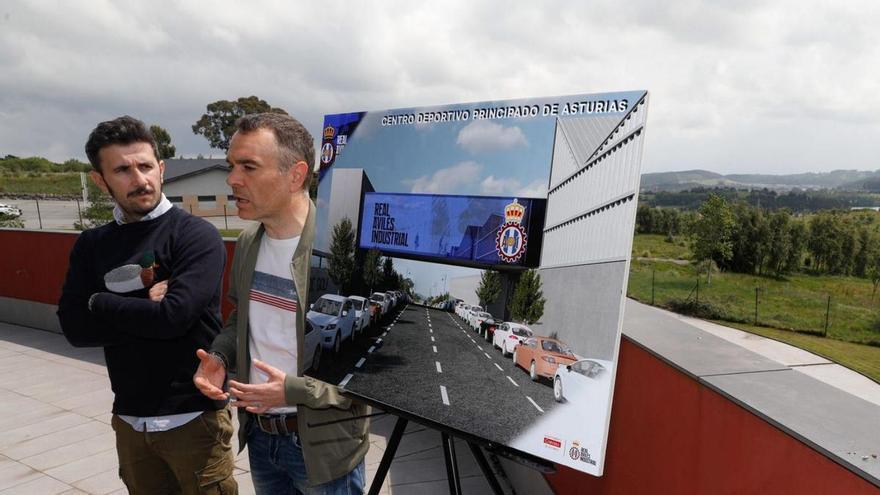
[228,359,287,414]
[193,349,228,400]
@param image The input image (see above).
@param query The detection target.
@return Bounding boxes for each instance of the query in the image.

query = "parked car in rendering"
[513,336,578,382]
[307,294,356,354]
[465,305,483,326]
[302,317,323,372]
[470,311,492,331]
[370,292,391,316]
[347,295,371,336]
[492,322,534,357]
[0,203,22,218]
[553,358,613,403]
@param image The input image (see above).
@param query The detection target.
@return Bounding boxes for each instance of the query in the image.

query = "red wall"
[545,338,877,494]
[0,229,236,318]
[2,230,875,494]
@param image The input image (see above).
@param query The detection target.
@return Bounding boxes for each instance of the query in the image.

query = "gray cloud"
[1,0,879,175]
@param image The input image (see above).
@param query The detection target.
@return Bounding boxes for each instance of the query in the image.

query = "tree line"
[642,186,880,212]
[638,197,880,292]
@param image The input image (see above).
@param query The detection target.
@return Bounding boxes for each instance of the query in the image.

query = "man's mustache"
[127,186,155,198]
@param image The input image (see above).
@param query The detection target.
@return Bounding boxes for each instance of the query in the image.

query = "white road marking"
[339,374,353,388]
[435,361,442,373]
[382,331,388,337]
[477,345,483,351]
[440,385,450,405]
[376,338,383,343]
[484,352,491,359]
[430,336,435,342]
[526,396,544,413]
[469,338,475,343]
[355,358,366,368]
[368,346,376,353]
[506,376,519,387]
[429,329,433,333]
[432,345,438,353]
[494,363,503,371]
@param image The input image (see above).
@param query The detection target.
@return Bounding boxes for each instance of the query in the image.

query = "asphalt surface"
[3,199,255,231]
[307,304,560,446]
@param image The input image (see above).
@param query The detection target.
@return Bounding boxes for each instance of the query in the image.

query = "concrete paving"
[0,321,520,494]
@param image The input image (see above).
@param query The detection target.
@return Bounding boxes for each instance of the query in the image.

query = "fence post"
[651,269,655,306]
[75,198,83,227]
[754,287,759,325]
[695,275,700,305]
[223,205,228,230]
[35,198,43,229]
[823,295,831,337]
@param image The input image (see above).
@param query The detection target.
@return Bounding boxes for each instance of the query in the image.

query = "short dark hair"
[85,116,159,172]
[235,113,314,191]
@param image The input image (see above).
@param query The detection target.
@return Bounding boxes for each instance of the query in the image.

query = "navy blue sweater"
[57,207,227,416]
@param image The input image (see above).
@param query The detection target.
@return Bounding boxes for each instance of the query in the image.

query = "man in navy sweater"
[58,116,237,494]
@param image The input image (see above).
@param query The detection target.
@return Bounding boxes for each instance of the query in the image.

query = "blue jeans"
[247,425,365,495]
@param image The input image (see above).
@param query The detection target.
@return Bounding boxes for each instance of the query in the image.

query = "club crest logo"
[323,125,336,141]
[320,142,335,165]
[495,199,528,263]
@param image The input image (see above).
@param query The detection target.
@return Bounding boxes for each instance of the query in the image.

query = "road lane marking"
[477,345,483,351]
[435,361,442,373]
[382,331,388,337]
[355,358,366,368]
[368,346,376,353]
[376,338,382,344]
[432,346,438,353]
[494,363,503,371]
[469,338,475,343]
[440,385,450,405]
[506,376,519,387]
[339,374,353,388]
[484,352,491,359]
[429,329,433,333]
[526,396,544,413]
[430,336,435,342]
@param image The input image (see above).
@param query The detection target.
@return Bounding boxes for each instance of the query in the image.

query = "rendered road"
[308,304,560,446]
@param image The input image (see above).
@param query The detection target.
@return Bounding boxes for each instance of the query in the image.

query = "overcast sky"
[2,0,879,175]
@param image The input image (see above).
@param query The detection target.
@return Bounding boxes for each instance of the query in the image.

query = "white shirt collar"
[114,194,173,225]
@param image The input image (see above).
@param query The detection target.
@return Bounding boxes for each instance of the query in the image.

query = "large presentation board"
[307,91,649,476]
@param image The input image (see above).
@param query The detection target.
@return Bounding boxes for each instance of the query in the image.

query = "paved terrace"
[0,300,878,493]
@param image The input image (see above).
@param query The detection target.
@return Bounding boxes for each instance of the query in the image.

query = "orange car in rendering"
[513,336,578,382]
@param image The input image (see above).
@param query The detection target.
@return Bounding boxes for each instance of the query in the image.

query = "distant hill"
[641,169,880,192]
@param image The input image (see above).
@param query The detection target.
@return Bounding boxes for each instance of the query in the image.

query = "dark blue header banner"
[359,192,545,268]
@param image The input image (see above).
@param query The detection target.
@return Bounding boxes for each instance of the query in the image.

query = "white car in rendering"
[302,317,323,372]
[370,292,390,316]
[492,322,534,357]
[464,305,483,325]
[307,294,356,354]
[347,295,371,336]
[553,358,613,403]
[470,311,492,331]
[0,203,22,218]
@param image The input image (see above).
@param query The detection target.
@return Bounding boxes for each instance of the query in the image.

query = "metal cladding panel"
[544,132,645,228]
[549,114,623,191]
[593,97,649,160]
[541,198,637,268]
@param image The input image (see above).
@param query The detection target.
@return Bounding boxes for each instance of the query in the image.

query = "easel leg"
[467,442,504,495]
[441,432,462,494]
[368,417,407,495]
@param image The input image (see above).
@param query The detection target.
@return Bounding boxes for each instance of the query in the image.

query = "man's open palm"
[193,349,228,400]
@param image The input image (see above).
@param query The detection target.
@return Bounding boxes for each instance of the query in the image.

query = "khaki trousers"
[111,408,237,494]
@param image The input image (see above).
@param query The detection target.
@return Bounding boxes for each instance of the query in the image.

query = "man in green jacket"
[193,112,369,494]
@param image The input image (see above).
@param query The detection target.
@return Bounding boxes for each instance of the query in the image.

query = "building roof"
[163,158,227,183]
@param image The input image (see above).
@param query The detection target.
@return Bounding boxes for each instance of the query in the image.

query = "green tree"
[363,249,382,295]
[765,210,792,276]
[786,220,807,272]
[508,270,546,324]
[692,194,735,283]
[475,270,502,307]
[150,125,176,159]
[327,217,355,294]
[192,96,288,150]
[0,213,24,228]
[75,183,113,230]
[382,257,395,289]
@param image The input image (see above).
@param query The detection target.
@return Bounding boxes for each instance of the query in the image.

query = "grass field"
[629,234,880,382]
[0,173,83,195]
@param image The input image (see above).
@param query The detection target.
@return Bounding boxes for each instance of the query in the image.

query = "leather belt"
[254,413,298,435]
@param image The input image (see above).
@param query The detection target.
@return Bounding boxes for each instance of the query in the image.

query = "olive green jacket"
[210,199,369,486]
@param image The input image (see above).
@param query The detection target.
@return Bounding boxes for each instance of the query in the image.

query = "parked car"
[370,292,391,316]
[385,291,398,309]
[554,358,613,403]
[513,336,578,382]
[492,322,534,357]
[465,305,483,326]
[302,317,323,372]
[0,203,22,218]
[307,294,356,354]
[478,315,502,342]
[347,295,371,336]
[470,311,492,331]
